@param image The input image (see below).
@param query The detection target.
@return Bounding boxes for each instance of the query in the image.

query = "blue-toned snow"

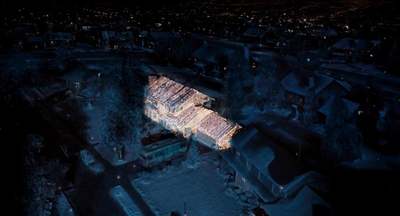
[132,153,243,216]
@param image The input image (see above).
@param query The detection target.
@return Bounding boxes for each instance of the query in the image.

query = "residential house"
[222,127,325,202]
[281,72,352,109]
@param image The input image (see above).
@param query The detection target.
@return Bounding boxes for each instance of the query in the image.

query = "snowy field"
[132,154,243,216]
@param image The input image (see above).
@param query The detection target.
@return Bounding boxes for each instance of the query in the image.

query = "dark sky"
[2,0,185,9]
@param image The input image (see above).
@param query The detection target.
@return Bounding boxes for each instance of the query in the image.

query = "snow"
[56,192,75,216]
[80,149,105,175]
[262,186,330,216]
[240,105,291,125]
[280,72,309,96]
[318,95,359,117]
[110,185,144,216]
[132,154,243,216]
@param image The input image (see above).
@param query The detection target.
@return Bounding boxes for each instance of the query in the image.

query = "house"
[144,75,240,150]
[280,72,351,108]
[139,137,188,168]
[146,31,181,50]
[319,63,400,100]
[101,31,134,49]
[330,38,380,62]
[192,42,236,78]
[317,95,359,123]
[222,127,324,202]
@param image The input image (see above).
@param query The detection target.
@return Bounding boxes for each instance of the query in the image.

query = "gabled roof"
[281,72,351,96]
[318,95,359,117]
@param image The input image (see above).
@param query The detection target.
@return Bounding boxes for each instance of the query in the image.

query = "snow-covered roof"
[318,95,359,117]
[231,128,306,186]
[144,75,240,150]
[281,72,351,96]
[193,43,236,63]
[317,74,352,92]
[197,111,238,146]
[263,186,330,216]
[146,75,210,113]
[281,72,308,96]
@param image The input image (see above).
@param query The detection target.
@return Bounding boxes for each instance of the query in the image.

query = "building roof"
[147,75,210,112]
[262,186,330,216]
[145,75,240,150]
[193,43,236,64]
[232,127,307,186]
[142,137,184,153]
[197,111,237,143]
[318,95,359,117]
[281,72,351,97]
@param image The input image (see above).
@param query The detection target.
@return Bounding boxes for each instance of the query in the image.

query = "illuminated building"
[144,75,241,150]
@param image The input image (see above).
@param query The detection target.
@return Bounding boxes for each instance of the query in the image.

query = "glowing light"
[144,76,241,150]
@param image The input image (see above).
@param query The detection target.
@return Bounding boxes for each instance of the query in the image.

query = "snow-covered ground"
[110,185,144,216]
[132,153,243,216]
